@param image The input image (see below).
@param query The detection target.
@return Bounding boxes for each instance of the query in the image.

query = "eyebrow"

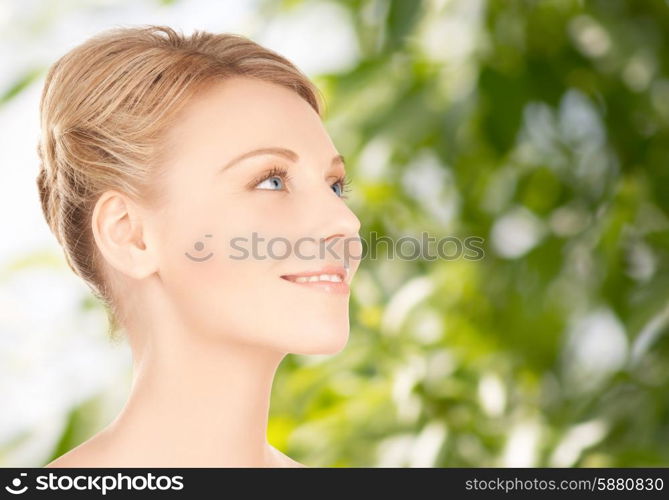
[219,147,345,172]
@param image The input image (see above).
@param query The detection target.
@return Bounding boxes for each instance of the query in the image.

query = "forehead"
[163,77,333,161]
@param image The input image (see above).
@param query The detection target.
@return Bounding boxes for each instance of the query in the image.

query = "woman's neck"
[100,327,287,467]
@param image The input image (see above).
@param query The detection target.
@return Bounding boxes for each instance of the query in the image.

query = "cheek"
[157,200,351,353]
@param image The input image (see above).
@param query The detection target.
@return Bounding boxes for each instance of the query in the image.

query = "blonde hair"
[36,25,324,340]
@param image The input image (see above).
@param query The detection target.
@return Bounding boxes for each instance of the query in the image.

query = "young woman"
[37,25,362,467]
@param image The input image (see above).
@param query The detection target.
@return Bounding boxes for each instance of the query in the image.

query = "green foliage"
[270,0,669,466]
[3,0,667,467]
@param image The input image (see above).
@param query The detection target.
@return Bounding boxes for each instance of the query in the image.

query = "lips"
[280,265,348,284]
[280,265,350,295]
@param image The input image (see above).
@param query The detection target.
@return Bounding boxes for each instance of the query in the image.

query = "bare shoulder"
[46,434,306,468]
[44,446,97,468]
[44,431,113,468]
[269,445,307,468]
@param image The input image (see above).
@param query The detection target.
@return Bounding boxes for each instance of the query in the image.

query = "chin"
[290,328,350,356]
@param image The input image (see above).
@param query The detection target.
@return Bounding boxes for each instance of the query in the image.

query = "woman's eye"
[332,176,351,199]
[256,175,285,191]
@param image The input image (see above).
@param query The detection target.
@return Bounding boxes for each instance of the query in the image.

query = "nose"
[316,190,362,268]
[320,192,361,240]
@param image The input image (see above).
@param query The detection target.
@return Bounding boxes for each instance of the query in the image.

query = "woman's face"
[146,77,362,354]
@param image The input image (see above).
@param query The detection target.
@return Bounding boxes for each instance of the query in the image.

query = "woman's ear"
[91,190,159,280]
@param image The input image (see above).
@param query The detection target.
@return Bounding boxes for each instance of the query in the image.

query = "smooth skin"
[45,76,362,467]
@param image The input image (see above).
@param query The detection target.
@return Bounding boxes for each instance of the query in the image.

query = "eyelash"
[250,165,352,199]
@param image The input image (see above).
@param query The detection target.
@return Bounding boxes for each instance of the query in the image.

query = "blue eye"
[332,175,352,199]
[253,166,290,191]
[257,175,285,190]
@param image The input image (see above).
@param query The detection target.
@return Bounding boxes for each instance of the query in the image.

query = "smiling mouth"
[281,273,344,284]
[280,267,349,294]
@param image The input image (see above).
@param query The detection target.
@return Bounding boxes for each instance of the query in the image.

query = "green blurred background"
[1,0,668,467]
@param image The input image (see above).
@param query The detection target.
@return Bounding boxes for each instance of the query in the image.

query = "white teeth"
[292,274,343,283]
